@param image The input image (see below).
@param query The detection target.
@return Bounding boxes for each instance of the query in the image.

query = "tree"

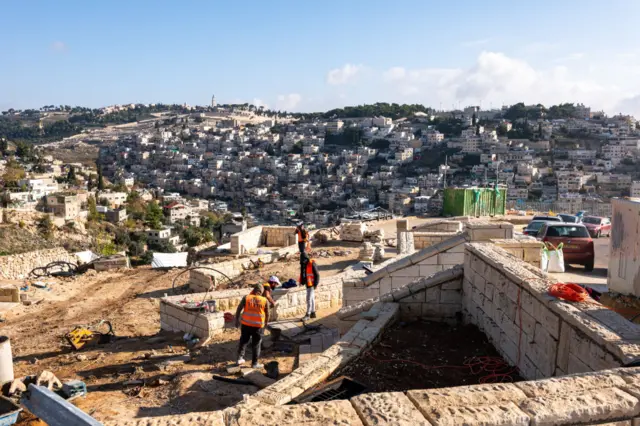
[87,196,101,221]
[472,113,477,126]
[67,166,76,182]
[0,138,7,155]
[97,166,105,190]
[38,215,54,240]
[503,103,527,121]
[1,159,26,186]
[145,201,164,230]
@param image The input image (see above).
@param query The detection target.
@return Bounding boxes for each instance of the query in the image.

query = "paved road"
[548,235,610,292]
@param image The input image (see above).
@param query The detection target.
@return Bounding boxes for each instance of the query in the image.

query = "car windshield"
[533,216,560,222]
[558,215,577,222]
[582,217,602,225]
[545,226,590,238]
[526,221,546,230]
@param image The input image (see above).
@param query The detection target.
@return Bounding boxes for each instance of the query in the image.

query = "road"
[548,235,610,292]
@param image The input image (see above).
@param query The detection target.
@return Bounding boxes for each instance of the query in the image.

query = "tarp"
[152,252,188,269]
[74,250,99,264]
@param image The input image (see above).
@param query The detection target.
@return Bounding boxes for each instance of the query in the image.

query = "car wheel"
[595,230,601,238]
[584,260,594,272]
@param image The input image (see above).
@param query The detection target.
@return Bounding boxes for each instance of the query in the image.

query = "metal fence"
[506,200,612,217]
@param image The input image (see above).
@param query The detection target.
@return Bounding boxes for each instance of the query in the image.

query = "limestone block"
[519,387,640,426]
[439,290,461,305]
[407,383,527,411]
[351,392,430,426]
[516,371,627,398]
[437,252,465,265]
[423,403,529,426]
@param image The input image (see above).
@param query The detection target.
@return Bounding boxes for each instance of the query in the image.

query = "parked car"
[557,214,581,223]
[532,215,563,222]
[523,220,550,237]
[581,216,612,238]
[537,223,594,271]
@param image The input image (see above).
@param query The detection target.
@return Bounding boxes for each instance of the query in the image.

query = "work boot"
[237,357,246,366]
[301,315,310,321]
[251,363,264,369]
[310,312,317,319]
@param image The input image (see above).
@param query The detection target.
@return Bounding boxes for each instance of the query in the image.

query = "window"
[582,217,602,225]
[546,226,590,238]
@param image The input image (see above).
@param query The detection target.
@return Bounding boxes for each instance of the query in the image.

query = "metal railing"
[506,200,612,217]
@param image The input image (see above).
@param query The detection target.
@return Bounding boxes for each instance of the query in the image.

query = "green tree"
[0,138,7,155]
[87,196,100,221]
[97,166,105,190]
[145,201,164,230]
[38,215,54,240]
[67,166,76,182]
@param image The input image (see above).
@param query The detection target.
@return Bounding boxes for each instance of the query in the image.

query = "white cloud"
[275,93,302,110]
[326,64,363,85]
[50,41,67,52]
[383,67,406,82]
[554,52,585,62]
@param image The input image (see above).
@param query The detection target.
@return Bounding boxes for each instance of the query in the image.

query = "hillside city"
[0,100,636,256]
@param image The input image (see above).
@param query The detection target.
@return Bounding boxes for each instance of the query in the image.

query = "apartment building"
[46,193,81,220]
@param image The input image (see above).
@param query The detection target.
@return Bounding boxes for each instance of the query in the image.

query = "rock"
[76,354,88,361]
[8,379,27,396]
[35,370,62,390]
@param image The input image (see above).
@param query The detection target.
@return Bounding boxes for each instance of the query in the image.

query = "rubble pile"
[372,243,385,262]
[340,222,366,242]
[313,228,339,243]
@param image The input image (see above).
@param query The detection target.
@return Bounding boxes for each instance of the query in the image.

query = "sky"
[3,0,640,116]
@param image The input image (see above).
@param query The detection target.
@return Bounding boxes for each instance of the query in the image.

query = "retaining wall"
[189,245,299,292]
[165,271,350,338]
[263,226,297,247]
[0,247,76,279]
[413,219,463,233]
[230,226,264,255]
[462,242,640,380]
[413,231,460,249]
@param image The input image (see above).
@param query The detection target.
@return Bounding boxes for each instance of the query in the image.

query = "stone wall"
[248,302,400,406]
[0,247,76,280]
[491,238,543,268]
[0,283,19,303]
[105,364,640,426]
[413,231,460,249]
[263,226,297,247]
[343,234,468,307]
[413,219,463,233]
[189,245,299,292]
[165,271,347,338]
[462,242,640,380]
[339,266,464,324]
[230,226,264,255]
[465,221,514,241]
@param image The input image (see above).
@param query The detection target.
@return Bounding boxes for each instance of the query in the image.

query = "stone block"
[515,371,627,398]
[437,252,465,266]
[407,383,527,410]
[351,392,430,426]
[392,276,415,288]
[227,400,364,425]
[441,279,462,290]
[568,353,592,375]
[420,265,443,276]
[424,403,530,426]
[399,302,422,319]
[440,290,461,305]
[519,387,640,426]
[426,287,440,304]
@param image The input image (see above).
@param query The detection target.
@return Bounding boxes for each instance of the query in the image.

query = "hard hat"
[268,276,281,285]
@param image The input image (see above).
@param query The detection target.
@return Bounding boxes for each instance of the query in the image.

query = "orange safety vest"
[297,228,308,243]
[240,294,267,328]
[300,259,315,288]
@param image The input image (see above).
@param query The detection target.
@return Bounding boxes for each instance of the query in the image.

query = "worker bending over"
[295,222,308,253]
[300,253,320,321]
[263,276,280,307]
[235,283,269,368]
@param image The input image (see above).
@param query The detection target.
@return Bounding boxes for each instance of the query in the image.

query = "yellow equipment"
[65,321,114,350]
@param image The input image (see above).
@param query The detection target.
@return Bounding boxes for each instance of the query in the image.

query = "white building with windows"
[632,181,640,198]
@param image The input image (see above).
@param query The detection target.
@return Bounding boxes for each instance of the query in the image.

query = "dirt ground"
[338,320,522,392]
[2,216,438,423]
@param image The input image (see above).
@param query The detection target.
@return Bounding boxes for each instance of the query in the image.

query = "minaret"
[211,95,217,108]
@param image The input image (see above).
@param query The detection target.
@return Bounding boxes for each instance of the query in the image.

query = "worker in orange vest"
[235,283,270,368]
[295,222,309,253]
[300,252,320,321]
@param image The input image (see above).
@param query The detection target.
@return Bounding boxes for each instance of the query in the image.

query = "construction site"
[2,213,640,426]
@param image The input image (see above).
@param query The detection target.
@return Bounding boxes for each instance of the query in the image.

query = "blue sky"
[3,0,640,115]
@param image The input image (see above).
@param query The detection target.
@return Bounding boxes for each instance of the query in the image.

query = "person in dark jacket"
[294,222,308,253]
[299,252,320,320]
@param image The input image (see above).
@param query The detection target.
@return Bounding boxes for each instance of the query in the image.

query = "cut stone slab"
[268,321,307,339]
[351,392,430,425]
[407,383,527,413]
[515,372,627,398]
[425,402,529,426]
[226,400,364,426]
[519,387,640,426]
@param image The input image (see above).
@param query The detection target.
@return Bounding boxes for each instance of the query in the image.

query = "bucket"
[0,337,13,383]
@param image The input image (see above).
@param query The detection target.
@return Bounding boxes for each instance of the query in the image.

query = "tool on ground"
[65,321,114,351]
